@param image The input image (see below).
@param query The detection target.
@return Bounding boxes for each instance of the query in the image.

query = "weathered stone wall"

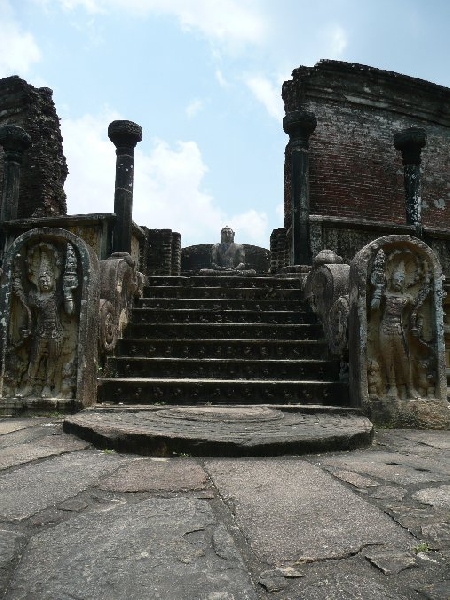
[142,229,182,276]
[282,60,450,232]
[0,76,67,218]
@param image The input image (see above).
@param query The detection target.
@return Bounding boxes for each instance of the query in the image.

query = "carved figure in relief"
[369,248,435,400]
[14,243,78,398]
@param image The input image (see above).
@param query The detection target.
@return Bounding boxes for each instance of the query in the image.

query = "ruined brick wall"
[0,76,68,218]
[282,60,450,231]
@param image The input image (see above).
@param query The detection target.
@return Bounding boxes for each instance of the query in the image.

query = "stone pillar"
[283,110,317,266]
[108,120,142,254]
[146,229,174,275]
[0,125,32,222]
[269,228,287,273]
[394,127,426,234]
[171,232,181,276]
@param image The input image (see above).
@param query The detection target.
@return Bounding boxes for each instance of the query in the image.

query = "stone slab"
[0,434,89,470]
[99,457,208,492]
[320,450,450,484]
[413,485,450,509]
[0,422,62,450]
[6,497,257,600]
[204,458,415,564]
[0,451,127,521]
[376,429,450,452]
[279,558,413,600]
[63,405,373,456]
[0,420,37,435]
[0,530,26,595]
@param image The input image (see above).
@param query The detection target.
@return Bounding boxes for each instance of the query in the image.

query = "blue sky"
[1,0,449,247]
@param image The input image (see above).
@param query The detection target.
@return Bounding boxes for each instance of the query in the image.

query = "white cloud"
[185,98,204,119]
[322,24,347,58]
[246,75,284,121]
[48,0,268,47]
[0,1,41,76]
[275,201,284,221]
[61,107,119,215]
[62,109,269,246]
[228,210,268,245]
[215,69,229,88]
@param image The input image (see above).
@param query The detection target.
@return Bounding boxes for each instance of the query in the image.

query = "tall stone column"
[108,120,142,254]
[0,125,32,222]
[283,110,317,265]
[394,127,426,235]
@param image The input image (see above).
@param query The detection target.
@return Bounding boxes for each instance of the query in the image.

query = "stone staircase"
[97,275,348,406]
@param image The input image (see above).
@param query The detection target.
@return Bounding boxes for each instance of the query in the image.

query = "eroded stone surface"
[364,550,417,575]
[320,450,450,485]
[332,469,379,489]
[277,557,412,600]
[0,451,126,520]
[420,522,450,549]
[6,497,257,600]
[204,459,414,564]
[0,419,39,435]
[369,485,407,502]
[0,434,89,470]
[413,485,450,509]
[99,458,208,493]
[0,418,448,600]
[64,407,373,456]
[0,530,26,594]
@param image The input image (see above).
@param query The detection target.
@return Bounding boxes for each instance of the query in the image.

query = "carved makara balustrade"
[305,236,448,427]
[98,252,143,358]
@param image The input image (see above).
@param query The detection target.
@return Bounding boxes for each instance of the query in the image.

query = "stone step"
[97,378,349,405]
[145,275,302,290]
[137,298,306,312]
[64,405,372,457]
[125,322,323,340]
[105,357,340,380]
[131,308,316,325]
[116,338,329,360]
[143,286,302,301]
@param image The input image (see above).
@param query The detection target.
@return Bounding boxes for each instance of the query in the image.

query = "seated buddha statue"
[200,226,256,275]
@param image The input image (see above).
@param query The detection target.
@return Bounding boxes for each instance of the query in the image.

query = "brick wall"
[282,60,450,231]
[0,76,68,219]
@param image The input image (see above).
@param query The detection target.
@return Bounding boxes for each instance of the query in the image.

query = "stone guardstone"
[348,235,449,428]
[0,228,99,412]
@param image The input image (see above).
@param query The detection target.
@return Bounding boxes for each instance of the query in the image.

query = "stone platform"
[63,404,374,456]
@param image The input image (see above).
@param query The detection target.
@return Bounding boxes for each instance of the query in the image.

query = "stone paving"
[0,416,449,599]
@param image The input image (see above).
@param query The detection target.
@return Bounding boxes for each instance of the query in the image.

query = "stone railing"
[304,250,350,359]
[98,252,143,357]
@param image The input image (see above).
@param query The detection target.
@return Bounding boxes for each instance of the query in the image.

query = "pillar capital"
[0,125,32,163]
[394,127,426,165]
[108,120,142,152]
[283,110,317,147]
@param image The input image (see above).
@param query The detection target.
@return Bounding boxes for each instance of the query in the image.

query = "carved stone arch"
[0,227,99,411]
